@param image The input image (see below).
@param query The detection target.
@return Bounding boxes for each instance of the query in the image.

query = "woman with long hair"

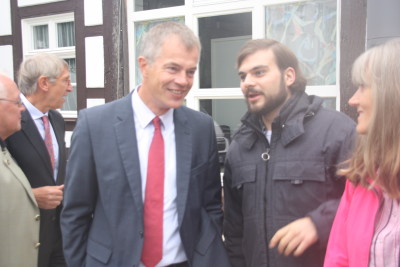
[324,38,400,267]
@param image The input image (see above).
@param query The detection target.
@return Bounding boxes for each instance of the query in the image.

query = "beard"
[245,75,288,116]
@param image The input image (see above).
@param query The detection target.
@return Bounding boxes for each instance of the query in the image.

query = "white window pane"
[57,22,75,47]
[62,58,77,111]
[198,13,252,89]
[64,58,76,83]
[33,25,49,49]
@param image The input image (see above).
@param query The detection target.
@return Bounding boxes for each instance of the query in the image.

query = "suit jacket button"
[35,242,41,248]
[139,231,143,238]
[51,216,56,221]
[35,215,40,221]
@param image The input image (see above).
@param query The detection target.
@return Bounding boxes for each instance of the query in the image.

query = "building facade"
[0,0,375,148]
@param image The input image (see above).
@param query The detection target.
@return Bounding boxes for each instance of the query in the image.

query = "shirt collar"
[132,86,174,130]
[20,93,48,119]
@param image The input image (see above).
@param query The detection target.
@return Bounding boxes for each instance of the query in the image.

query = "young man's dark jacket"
[223,92,356,267]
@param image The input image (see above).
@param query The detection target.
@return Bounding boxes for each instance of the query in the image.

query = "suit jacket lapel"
[49,110,65,183]
[21,110,54,178]
[114,94,144,220]
[6,152,38,206]
[174,108,192,226]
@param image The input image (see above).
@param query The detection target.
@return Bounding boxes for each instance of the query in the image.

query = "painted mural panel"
[266,0,337,86]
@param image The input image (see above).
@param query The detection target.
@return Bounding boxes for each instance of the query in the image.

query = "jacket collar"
[240,92,323,148]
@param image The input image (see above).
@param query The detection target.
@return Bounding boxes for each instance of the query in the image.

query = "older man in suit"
[61,22,230,267]
[6,54,72,267]
[0,73,40,267]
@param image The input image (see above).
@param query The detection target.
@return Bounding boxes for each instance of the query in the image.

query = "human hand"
[32,185,64,209]
[269,217,318,257]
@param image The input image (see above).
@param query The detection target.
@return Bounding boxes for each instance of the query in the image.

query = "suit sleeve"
[61,110,98,267]
[323,180,353,267]
[307,123,356,247]
[202,118,224,231]
[223,158,246,267]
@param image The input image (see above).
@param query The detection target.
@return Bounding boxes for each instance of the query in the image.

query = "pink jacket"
[324,180,381,267]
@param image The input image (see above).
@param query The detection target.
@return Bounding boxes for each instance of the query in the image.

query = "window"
[57,22,75,47]
[265,0,337,86]
[21,13,77,117]
[265,0,338,107]
[33,25,49,49]
[198,13,252,89]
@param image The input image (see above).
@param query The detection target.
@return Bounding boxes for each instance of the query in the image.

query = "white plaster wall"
[0,46,14,80]
[0,0,12,36]
[86,98,105,108]
[65,131,73,148]
[85,36,104,88]
[84,0,103,26]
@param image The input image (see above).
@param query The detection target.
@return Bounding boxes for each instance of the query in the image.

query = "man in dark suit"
[6,53,72,267]
[61,22,230,267]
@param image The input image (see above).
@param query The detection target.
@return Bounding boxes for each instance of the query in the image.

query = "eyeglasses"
[47,76,71,86]
[60,78,71,86]
[0,98,24,107]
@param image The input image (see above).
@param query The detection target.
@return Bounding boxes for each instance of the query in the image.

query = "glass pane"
[134,17,184,85]
[199,13,252,89]
[265,0,337,86]
[33,25,49,49]
[135,0,184,11]
[200,99,247,165]
[57,21,75,47]
[62,58,77,111]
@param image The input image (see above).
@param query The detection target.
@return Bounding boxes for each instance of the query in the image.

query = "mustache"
[244,87,263,98]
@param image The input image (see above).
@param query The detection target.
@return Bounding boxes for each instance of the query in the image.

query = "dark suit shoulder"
[80,94,131,117]
[49,109,63,120]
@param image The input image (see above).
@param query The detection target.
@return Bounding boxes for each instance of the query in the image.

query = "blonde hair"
[339,38,400,198]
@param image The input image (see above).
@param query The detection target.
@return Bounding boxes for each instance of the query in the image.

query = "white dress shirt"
[21,94,59,181]
[132,87,187,266]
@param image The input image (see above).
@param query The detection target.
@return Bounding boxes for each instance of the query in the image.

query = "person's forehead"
[240,50,277,71]
[57,67,70,77]
[8,83,20,97]
[0,76,18,95]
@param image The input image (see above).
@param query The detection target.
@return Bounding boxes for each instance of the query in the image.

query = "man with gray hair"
[0,72,40,267]
[61,21,230,267]
[6,53,72,267]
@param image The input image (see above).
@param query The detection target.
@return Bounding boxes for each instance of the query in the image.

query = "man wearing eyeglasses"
[0,72,40,267]
[6,53,72,267]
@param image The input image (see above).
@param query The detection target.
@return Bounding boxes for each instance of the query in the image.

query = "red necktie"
[141,117,164,267]
[42,115,55,169]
